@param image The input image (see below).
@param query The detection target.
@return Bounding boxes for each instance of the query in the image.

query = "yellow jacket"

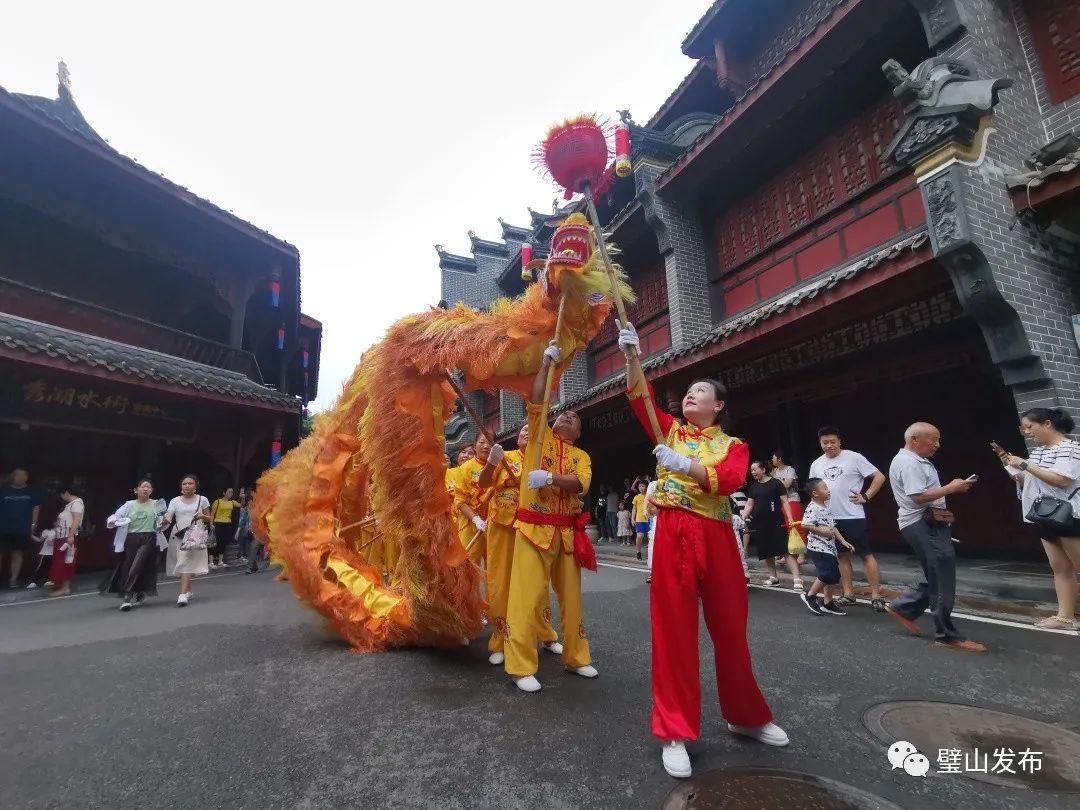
[489,448,524,527]
[514,402,592,552]
[451,456,488,540]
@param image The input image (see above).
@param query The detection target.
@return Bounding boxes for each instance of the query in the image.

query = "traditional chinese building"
[0,64,321,568]
[440,0,1080,556]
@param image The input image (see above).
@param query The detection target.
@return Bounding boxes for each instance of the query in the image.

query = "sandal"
[871,598,887,613]
[763,576,780,587]
[1033,615,1077,631]
[792,578,804,592]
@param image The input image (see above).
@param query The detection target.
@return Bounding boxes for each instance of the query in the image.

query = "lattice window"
[712,94,903,271]
[1027,0,1080,104]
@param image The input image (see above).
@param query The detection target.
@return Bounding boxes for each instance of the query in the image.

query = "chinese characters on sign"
[23,379,172,419]
[937,747,1043,775]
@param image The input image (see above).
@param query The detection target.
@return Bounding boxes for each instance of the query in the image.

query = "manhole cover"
[661,767,903,809]
[864,700,1080,792]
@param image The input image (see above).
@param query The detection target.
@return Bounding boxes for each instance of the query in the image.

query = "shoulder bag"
[1026,488,1080,536]
[178,497,210,551]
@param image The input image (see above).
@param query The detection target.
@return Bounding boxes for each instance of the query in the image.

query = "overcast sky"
[2,0,710,410]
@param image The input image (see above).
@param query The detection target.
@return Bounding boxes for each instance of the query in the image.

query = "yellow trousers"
[486,523,556,653]
[504,528,591,677]
[458,517,487,566]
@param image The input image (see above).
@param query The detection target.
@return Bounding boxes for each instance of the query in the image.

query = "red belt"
[515,508,596,572]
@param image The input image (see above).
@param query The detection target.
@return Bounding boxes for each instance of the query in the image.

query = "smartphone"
[989,441,1005,455]
[965,474,979,482]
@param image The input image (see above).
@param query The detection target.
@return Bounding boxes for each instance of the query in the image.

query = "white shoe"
[515,675,541,693]
[569,664,598,679]
[177,593,190,607]
[727,721,789,747]
[662,740,692,778]
[792,578,804,592]
[120,601,133,612]
[542,640,564,655]
[488,651,505,665]
[25,583,38,590]
[184,591,193,599]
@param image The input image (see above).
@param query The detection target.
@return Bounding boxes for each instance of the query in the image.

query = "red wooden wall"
[1026,0,1080,104]
[591,262,671,382]
[714,94,929,315]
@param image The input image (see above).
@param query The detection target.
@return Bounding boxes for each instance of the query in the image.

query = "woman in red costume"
[617,323,788,779]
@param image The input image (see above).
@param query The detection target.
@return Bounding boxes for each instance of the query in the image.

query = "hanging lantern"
[615,122,632,178]
[302,350,310,369]
[270,440,282,467]
[269,279,281,308]
[520,243,533,282]
[277,325,286,350]
[303,371,309,388]
[534,115,613,200]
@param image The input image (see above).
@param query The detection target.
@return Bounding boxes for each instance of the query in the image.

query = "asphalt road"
[2,562,1078,809]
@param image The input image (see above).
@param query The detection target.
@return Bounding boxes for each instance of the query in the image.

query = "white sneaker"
[488,651,505,666]
[569,664,598,679]
[515,675,541,693]
[184,591,193,599]
[120,601,133,612]
[727,721,789,747]
[542,640,564,655]
[177,593,190,607]
[662,740,692,778]
[25,583,38,590]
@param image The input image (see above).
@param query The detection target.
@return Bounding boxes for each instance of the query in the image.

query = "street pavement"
[1,562,1078,809]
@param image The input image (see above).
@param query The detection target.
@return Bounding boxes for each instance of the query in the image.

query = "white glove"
[543,340,562,365]
[654,444,693,475]
[487,444,505,467]
[527,470,552,490]
[617,321,640,358]
[471,515,487,532]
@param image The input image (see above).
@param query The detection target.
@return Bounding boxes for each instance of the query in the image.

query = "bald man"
[886,422,984,652]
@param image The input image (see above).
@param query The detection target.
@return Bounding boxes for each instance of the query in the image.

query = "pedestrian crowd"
[0,470,270,610]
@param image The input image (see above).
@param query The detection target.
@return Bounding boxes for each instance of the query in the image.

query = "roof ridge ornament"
[58,59,73,101]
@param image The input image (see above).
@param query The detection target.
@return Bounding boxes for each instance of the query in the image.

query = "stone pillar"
[881,51,1080,415]
[499,390,526,435]
[559,351,589,403]
[635,160,715,349]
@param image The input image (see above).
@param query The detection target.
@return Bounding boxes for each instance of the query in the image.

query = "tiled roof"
[646,60,712,129]
[552,229,929,413]
[0,86,299,258]
[658,0,849,189]
[681,0,730,58]
[0,312,300,410]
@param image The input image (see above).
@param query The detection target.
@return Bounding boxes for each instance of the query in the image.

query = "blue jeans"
[891,520,963,642]
[606,513,619,541]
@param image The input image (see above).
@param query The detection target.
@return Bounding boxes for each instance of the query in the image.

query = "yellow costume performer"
[480,424,560,665]
[250,213,632,652]
[504,349,597,692]
[451,447,490,566]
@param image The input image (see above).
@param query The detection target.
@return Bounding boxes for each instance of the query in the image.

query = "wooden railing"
[0,276,265,382]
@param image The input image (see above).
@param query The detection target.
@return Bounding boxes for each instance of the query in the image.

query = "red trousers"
[651,508,773,741]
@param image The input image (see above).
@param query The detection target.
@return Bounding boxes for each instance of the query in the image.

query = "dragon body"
[251,215,633,651]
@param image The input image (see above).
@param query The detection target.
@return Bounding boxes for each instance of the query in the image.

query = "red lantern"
[270,440,282,467]
[615,123,632,178]
[269,279,281,308]
[277,326,285,350]
[302,350,310,370]
[520,243,533,282]
[535,115,613,199]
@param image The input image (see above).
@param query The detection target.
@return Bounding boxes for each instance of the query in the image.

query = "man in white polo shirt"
[886,422,984,652]
[808,426,887,611]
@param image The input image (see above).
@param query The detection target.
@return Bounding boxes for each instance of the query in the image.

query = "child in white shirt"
[800,478,854,616]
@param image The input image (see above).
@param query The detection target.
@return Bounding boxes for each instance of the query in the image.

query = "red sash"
[515,508,596,572]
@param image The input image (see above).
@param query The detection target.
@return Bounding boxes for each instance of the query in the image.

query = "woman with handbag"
[997,407,1080,631]
[164,475,211,607]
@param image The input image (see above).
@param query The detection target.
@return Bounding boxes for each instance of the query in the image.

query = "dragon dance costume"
[250,213,633,652]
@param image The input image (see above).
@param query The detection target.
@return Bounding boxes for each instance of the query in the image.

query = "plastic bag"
[787,525,806,556]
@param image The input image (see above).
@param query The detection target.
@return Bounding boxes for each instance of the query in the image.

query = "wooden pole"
[530,290,569,470]
[464,527,484,555]
[582,186,665,442]
[443,371,520,488]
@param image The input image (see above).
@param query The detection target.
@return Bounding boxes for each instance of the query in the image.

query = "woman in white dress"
[164,474,211,607]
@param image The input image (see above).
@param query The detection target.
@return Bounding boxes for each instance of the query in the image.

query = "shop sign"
[2,368,194,440]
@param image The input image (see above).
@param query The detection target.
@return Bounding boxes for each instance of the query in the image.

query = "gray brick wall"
[938,0,1080,415]
[560,350,590,402]
[636,160,715,348]
[1010,0,1080,142]
[499,390,526,434]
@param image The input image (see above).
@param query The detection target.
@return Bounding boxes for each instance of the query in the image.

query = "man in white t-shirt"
[808,426,887,611]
